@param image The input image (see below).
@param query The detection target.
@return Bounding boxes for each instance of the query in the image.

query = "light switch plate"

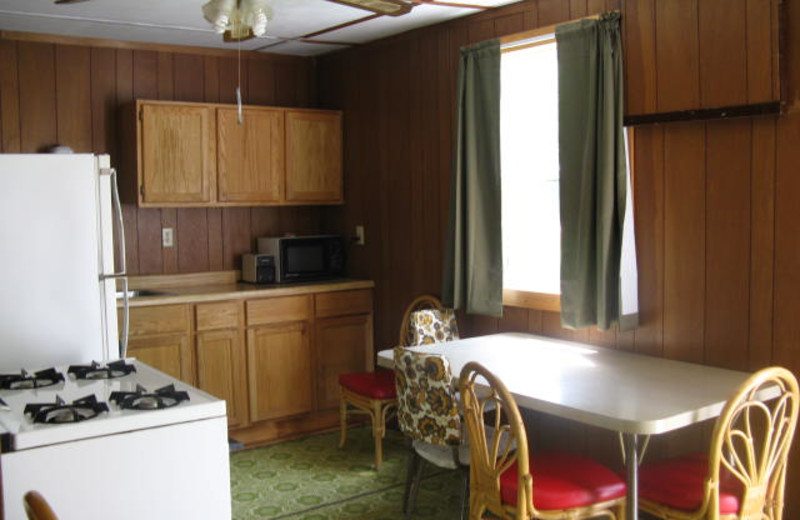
[355,225,365,246]
[162,227,174,248]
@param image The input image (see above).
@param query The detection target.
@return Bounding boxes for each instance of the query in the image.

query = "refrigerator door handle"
[99,167,129,358]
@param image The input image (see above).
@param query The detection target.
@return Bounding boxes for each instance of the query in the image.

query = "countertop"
[118,273,374,307]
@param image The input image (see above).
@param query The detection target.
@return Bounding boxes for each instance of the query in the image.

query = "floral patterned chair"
[394,346,469,519]
[338,295,454,470]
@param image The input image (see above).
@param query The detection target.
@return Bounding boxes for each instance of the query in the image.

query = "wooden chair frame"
[460,361,626,520]
[338,294,444,470]
[640,366,799,520]
[23,491,58,520]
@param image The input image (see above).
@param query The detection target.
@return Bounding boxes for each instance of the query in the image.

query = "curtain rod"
[499,11,616,49]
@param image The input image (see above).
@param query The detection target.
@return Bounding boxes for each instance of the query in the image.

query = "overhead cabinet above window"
[121,100,343,207]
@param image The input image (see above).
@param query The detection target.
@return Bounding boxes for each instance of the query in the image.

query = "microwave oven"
[257,235,346,283]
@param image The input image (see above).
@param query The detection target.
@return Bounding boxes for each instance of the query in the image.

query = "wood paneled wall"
[318,0,800,514]
[0,36,321,274]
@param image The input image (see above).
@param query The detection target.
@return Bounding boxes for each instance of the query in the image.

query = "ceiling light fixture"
[202,0,272,42]
[326,0,413,17]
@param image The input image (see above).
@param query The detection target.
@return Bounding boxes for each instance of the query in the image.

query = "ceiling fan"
[54,0,414,15]
[54,0,415,42]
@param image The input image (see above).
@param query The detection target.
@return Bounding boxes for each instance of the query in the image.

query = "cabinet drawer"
[315,290,372,318]
[196,301,242,331]
[247,295,311,326]
[127,305,189,336]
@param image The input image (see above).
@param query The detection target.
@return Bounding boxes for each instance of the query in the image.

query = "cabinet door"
[217,107,284,203]
[127,333,191,383]
[285,111,343,203]
[315,314,372,410]
[139,103,215,204]
[247,321,313,422]
[197,328,248,428]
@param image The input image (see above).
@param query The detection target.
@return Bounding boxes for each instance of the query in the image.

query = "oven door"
[1,416,231,520]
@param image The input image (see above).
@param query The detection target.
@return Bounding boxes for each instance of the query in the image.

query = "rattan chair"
[394,346,469,519]
[637,366,799,520]
[459,362,627,520]
[338,295,451,470]
[23,491,58,520]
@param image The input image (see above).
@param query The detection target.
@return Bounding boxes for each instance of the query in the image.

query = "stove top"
[110,384,190,410]
[0,359,226,451]
[0,368,65,390]
[68,360,136,380]
[25,395,109,424]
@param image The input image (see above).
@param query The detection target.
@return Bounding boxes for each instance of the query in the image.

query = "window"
[500,35,561,309]
[500,34,637,315]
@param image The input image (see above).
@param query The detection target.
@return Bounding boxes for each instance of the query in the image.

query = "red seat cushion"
[500,451,626,511]
[339,370,397,399]
[638,453,742,515]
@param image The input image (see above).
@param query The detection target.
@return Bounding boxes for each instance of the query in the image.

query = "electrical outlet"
[355,225,365,246]
[162,227,174,248]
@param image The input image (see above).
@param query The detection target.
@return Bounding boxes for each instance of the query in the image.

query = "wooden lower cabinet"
[127,333,190,382]
[315,314,372,410]
[124,286,373,445]
[247,321,313,422]
[125,304,194,384]
[196,328,248,428]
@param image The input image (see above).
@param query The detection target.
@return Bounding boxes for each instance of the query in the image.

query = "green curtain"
[441,39,503,318]
[556,13,627,330]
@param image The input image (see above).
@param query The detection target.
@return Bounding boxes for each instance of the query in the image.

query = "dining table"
[377,332,769,520]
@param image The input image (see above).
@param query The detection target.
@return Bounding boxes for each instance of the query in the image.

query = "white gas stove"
[0,359,232,520]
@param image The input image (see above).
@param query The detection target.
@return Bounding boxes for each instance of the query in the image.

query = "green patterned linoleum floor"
[230,427,463,520]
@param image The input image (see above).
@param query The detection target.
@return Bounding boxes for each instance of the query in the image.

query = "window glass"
[500,40,560,295]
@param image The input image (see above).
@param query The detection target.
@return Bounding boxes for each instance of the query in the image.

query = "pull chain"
[236,37,243,125]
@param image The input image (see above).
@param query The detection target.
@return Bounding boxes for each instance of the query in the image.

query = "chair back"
[393,346,461,447]
[23,491,58,520]
[407,308,459,346]
[398,295,444,346]
[707,366,799,519]
[459,362,531,519]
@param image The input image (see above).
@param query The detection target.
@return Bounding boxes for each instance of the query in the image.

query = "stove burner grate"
[24,395,109,424]
[0,368,65,390]
[68,360,136,380]
[110,384,190,410]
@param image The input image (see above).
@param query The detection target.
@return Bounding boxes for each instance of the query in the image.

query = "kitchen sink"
[115,289,173,299]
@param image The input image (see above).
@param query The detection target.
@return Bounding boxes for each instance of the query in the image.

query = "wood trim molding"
[503,289,561,312]
[624,102,782,126]
[0,30,307,63]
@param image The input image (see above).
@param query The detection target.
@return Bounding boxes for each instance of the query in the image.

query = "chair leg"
[372,400,384,470]
[407,449,426,519]
[458,469,469,520]
[615,502,626,520]
[338,394,348,449]
[403,443,419,517]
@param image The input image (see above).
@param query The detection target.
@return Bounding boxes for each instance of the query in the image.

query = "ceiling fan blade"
[325,0,413,16]
[54,0,92,4]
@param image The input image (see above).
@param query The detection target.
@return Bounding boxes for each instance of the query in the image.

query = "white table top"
[378,332,759,435]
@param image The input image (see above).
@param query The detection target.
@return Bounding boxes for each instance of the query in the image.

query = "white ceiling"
[0,0,523,56]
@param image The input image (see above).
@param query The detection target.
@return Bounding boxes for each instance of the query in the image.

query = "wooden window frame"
[498,15,622,314]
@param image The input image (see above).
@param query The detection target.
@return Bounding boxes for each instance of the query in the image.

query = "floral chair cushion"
[407,308,460,346]
[393,346,461,447]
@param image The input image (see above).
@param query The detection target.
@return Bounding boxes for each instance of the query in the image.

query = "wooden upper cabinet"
[138,102,215,205]
[217,107,284,203]
[285,110,343,203]
[624,0,782,118]
[127,100,343,207]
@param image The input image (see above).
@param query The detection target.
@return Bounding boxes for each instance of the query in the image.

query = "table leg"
[624,433,639,520]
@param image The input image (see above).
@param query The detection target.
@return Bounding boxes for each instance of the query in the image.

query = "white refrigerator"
[0,153,126,371]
